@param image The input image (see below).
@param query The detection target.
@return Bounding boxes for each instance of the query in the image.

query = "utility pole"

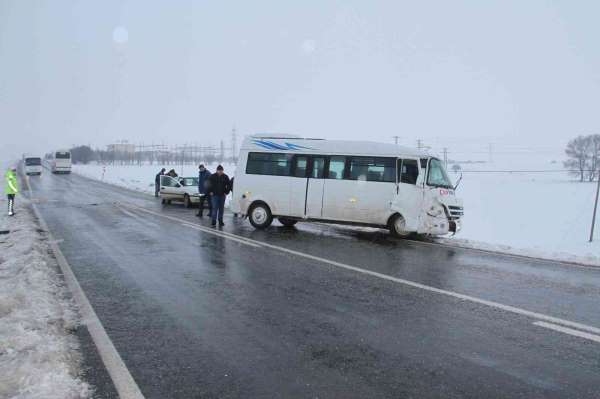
[392,136,400,146]
[590,173,600,242]
[417,139,422,151]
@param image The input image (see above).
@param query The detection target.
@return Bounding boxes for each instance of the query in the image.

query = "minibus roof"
[243,136,428,158]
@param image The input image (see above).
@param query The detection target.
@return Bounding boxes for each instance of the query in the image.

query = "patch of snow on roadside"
[0,199,91,399]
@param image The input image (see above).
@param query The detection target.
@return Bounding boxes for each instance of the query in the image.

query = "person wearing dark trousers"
[5,166,19,216]
[207,165,230,227]
[155,168,166,197]
[196,164,212,217]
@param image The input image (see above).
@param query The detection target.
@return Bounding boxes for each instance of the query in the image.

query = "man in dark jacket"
[207,165,230,226]
[155,168,166,197]
[196,164,212,217]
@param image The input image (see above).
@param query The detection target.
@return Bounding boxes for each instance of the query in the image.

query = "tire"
[161,199,166,204]
[278,217,297,227]
[389,214,412,238]
[248,202,273,229]
[184,194,192,208]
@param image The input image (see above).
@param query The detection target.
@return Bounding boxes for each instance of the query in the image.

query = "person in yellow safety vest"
[5,166,19,216]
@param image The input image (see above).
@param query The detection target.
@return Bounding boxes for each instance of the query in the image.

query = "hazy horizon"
[2,1,599,161]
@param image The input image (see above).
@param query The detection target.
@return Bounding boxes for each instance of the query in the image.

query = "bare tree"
[564,135,590,182]
[587,134,600,181]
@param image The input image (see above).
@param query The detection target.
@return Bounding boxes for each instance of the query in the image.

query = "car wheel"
[389,214,413,238]
[184,194,192,208]
[248,202,273,229]
[278,217,297,227]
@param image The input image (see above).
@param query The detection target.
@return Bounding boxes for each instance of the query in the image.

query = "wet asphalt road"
[26,171,600,398]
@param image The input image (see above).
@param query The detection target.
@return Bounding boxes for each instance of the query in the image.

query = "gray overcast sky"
[1,0,599,160]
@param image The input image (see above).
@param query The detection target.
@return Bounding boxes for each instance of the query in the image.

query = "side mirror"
[175,183,181,188]
[454,173,463,191]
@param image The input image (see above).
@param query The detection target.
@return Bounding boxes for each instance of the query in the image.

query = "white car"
[159,175,203,208]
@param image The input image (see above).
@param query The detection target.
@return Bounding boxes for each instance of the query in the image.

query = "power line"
[458,169,595,173]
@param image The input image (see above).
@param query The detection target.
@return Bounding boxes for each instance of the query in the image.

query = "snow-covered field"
[73,162,236,196]
[445,151,599,265]
[0,197,91,398]
[73,156,600,266]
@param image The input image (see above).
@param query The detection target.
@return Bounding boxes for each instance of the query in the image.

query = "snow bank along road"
[0,195,91,398]
[26,171,600,398]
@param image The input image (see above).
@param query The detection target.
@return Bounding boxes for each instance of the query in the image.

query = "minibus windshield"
[55,152,70,159]
[427,158,453,188]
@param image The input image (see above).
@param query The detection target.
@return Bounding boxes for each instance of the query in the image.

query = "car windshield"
[25,158,41,166]
[427,158,453,188]
[179,177,198,187]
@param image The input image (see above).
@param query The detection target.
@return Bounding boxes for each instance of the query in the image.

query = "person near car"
[196,164,212,217]
[207,165,230,227]
[167,169,178,178]
[155,168,166,197]
[5,166,19,217]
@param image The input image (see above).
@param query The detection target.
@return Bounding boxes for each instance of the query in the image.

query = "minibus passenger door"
[289,155,309,217]
[394,159,423,231]
[305,156,326,218]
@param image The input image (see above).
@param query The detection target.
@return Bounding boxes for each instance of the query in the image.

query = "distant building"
[107,142,136,153]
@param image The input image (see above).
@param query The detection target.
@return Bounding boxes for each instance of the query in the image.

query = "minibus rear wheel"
[248,202,273,229]
[389,214,412,238]
[278,217,297,227]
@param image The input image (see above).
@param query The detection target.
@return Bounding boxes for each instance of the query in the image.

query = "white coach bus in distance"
[231,135,463,237]
[23,155,43,175]
[50,150,72,174]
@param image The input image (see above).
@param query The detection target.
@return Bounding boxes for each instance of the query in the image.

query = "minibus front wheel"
[389,214,412,238]
[248,202,273,229]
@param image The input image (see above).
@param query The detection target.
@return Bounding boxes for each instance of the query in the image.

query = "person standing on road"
[196,164,212,217]
[5,166,19,217]
[207,165,230,227]
[155,168,166,197]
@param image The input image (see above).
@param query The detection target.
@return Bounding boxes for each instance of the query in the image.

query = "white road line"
[179,221,262,248]
[533,321,600,344]
[25,177,146,399]
[125,202,600,338]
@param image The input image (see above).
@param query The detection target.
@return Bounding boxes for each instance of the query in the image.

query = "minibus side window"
[293,156,308,177]
[327,156,346,179]
[311,157,326,178]
[246,152,292,176]
[349,157,395,182]
[399,159,419,185]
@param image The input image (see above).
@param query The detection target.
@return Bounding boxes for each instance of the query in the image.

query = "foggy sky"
[1,0,599,161]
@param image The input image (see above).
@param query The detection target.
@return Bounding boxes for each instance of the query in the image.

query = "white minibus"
[50,150,72,174]
[23,156,43,175]
[231,135,463,237]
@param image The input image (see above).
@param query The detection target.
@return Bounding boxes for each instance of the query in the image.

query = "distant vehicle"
[231,135,464,237]
[23,156,42,175]
[159,175,202,208]
[50,150,72,174]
